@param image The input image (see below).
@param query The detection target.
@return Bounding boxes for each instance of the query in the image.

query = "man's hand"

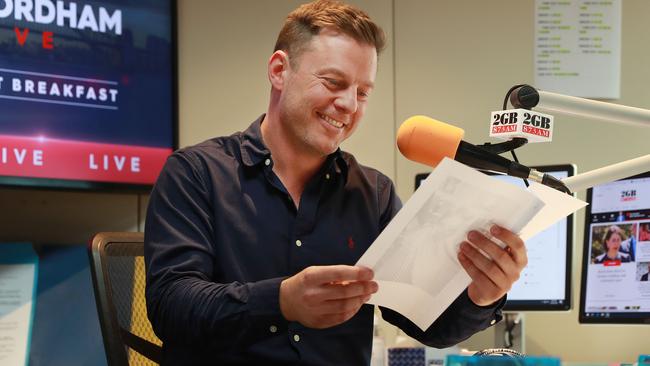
[279,265,378,329]
[457,225,527,306]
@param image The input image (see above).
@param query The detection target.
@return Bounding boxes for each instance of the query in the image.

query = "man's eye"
[325,78,341,87]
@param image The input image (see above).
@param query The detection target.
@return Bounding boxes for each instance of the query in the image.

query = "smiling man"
[144,1,527,364]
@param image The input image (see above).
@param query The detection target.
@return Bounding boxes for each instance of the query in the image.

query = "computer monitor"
[491,165,574,311]
[579,171,650,324]
[415,164,575,311]
[486,164,575,311]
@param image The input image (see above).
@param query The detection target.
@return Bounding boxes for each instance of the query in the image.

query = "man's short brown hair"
[274,0,386,67]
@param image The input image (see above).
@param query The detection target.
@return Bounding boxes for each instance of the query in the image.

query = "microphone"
[397,115,571,193]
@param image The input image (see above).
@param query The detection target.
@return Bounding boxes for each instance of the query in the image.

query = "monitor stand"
[493,313,525,353]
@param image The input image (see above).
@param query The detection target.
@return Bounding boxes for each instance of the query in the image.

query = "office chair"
[89,232,162,366]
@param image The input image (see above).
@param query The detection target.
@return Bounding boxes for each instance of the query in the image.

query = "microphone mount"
[477,138,528,155]
[509,85,540,110]
[504,83,650,193]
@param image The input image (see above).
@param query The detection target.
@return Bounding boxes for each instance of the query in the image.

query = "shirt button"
[325,173,330,180]
[490,319,497,325]
[293,334,300,342]
[269,325,277,333]
[295,239,302,247]
[264,158,271,166]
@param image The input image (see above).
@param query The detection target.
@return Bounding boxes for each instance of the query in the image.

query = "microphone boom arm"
[509,85,650,128]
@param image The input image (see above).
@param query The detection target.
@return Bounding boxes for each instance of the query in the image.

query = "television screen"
[0,0,176,190]
[579,171,650,324]
[415,164,575,311]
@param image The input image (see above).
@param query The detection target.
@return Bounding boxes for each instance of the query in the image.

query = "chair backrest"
[89,232,162,366]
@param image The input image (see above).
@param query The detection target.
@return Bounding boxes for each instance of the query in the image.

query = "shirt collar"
[240,115,270,167]
[239,115,349,182]
[330,150,348,183]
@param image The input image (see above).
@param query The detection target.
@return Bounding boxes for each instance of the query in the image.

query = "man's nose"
[334,88,358,114]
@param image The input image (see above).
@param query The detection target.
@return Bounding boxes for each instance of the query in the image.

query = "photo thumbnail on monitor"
[589,223,636,265]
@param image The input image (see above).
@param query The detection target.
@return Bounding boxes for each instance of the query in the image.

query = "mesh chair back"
[89,232,162,366]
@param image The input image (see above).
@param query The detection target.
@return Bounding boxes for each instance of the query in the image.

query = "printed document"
[356,158,586,329]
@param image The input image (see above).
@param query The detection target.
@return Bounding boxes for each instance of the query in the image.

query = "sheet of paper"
[534,0,621,98]
[521,182,587,241]
[356,158,546,330]
[0,244,38,366]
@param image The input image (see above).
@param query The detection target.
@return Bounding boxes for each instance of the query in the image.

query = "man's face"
[278,29,377,157]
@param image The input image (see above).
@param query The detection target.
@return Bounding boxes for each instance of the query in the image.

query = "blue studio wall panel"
[29,244,107,366]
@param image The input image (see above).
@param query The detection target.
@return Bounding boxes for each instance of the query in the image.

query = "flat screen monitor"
[0,0,177,191]
[415,163,575,311]
[579,171,650,324]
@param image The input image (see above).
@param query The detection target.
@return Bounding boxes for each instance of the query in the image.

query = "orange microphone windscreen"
[396,115,465,167]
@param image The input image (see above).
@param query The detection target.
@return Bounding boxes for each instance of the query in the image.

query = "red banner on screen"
[0,135,171,184]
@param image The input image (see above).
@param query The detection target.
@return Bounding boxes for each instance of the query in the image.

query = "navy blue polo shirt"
[144,115,503,365]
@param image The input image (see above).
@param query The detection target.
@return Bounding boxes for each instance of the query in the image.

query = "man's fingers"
[490,225,527,267]
[466,230,518,275]
[302,265,374,285]
[323,280,378,301]
[490,225,524,250]
[319,294,372,315]
[280,265,378,329]
[458,251,499,292]
[460,242,509,289]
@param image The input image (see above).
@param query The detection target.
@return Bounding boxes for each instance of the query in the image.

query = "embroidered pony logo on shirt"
[347,236,355,250]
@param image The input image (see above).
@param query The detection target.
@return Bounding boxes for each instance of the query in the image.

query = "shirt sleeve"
[380,290,505,348]
[376,176,505,347]
[144,151,286,345]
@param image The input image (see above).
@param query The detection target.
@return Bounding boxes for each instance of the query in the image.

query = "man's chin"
[306,138,339,156]
[308,145,338,158]
[320,143,340,156]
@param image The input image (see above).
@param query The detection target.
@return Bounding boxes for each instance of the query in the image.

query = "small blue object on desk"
[446,355,561,366]
[639,354,650,365]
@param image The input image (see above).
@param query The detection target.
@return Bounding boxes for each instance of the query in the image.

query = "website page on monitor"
[493,170,569,307]
[583,176,650,320]
[0,0,175,186]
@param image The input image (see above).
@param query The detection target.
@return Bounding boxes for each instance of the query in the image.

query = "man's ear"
[268,50,290,90]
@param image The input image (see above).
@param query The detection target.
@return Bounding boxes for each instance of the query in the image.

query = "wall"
[0,189,143,244]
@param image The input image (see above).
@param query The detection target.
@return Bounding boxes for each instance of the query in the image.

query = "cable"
[503,84,527,111]
[503,84,531,188]
[510,149,529,188]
